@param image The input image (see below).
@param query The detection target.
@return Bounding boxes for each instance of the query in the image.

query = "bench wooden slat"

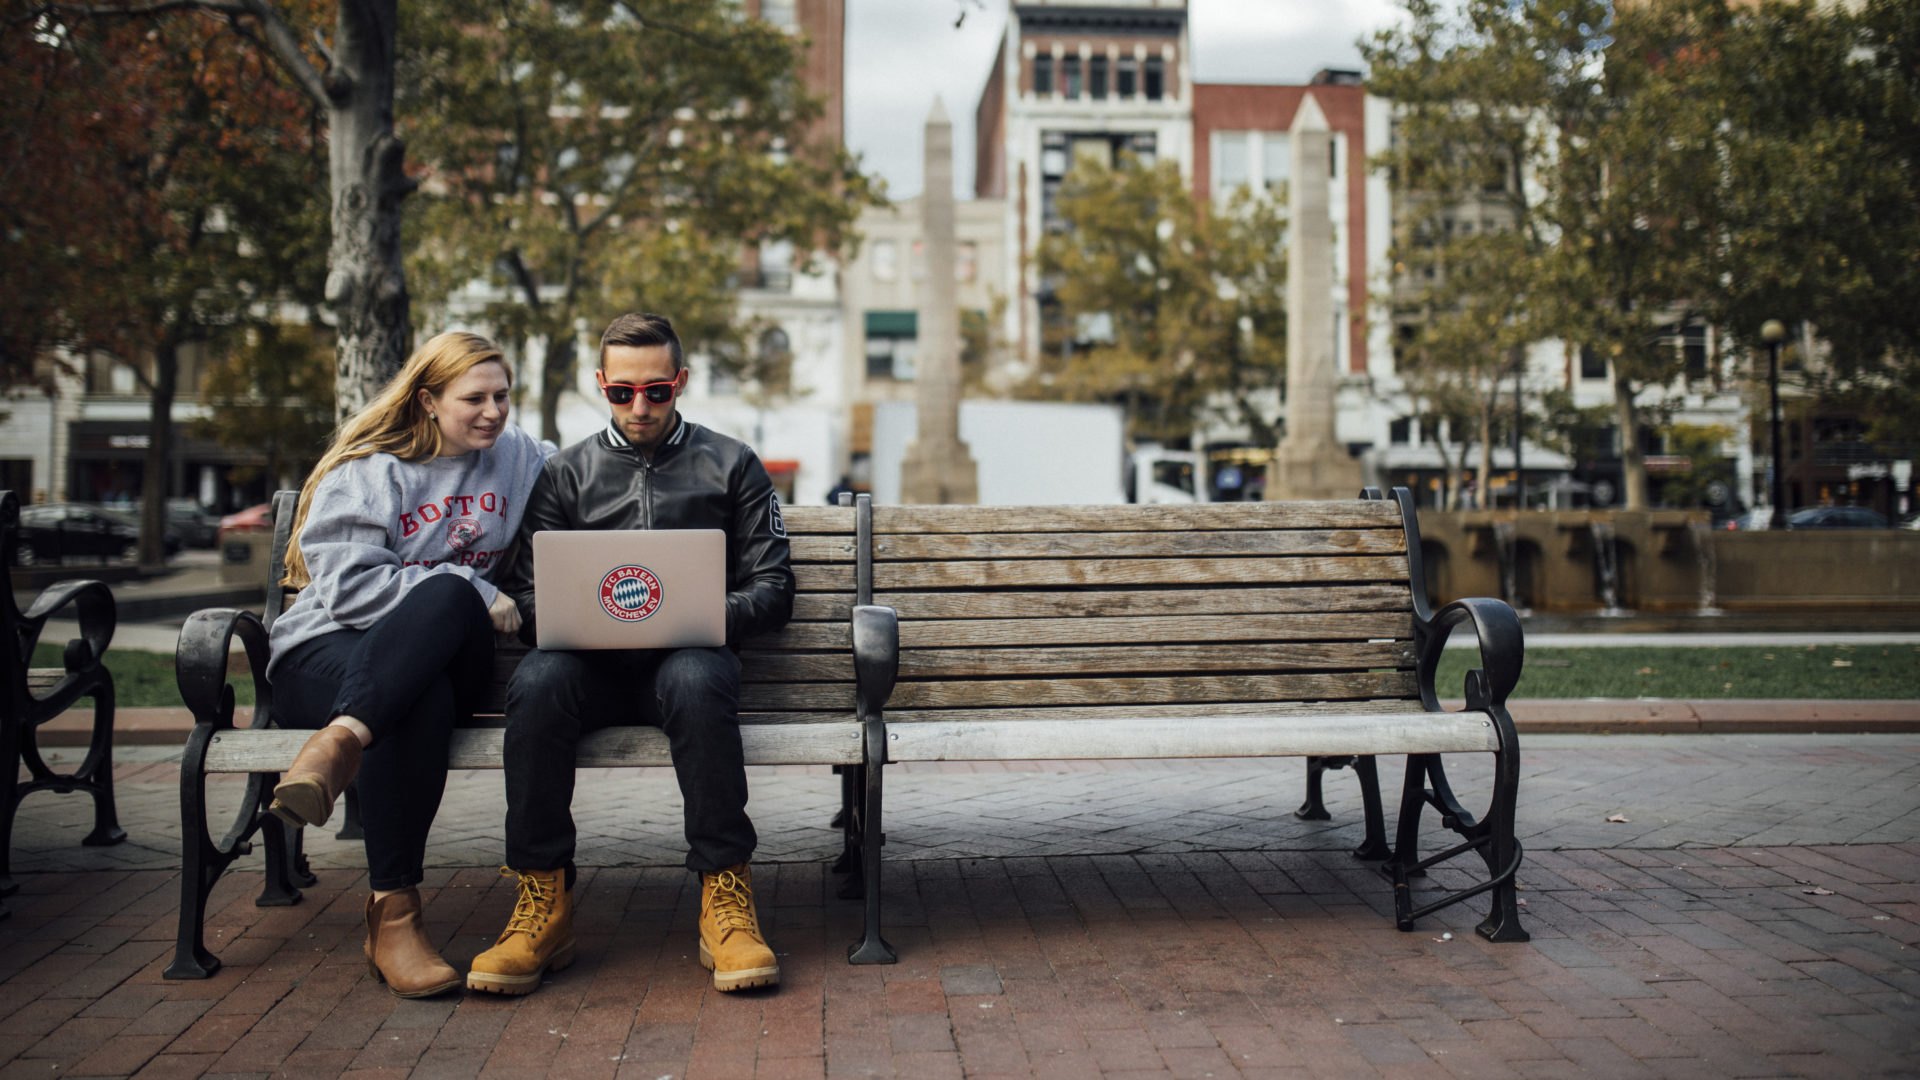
[874,586,1412,620]
[740,642,1414,682]
[27,668,64,692]
[746,611,1414,650]
[875,529,1406,560]
[776,507,855,534]
[743,670,1418,710]
[873,502,1403,533]
[795,565,856,591]
[874,556,1410,590]
[789,594,857,621]
[876,699,1429,724]
[789,537,859,562]
[885,712,1499,762]
[201,722,863,771]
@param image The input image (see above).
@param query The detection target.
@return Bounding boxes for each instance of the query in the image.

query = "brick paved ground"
[6,736,1920,1078]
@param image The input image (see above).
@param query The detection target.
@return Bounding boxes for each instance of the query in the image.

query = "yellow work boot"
[698,862,779,991]
[466,867,574,996]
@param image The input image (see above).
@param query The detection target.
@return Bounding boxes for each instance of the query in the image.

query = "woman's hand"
[488,590,522,635]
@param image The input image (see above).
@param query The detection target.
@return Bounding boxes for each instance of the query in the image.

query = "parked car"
[1723,507,1775,531]
[216,502,274,548]
[11,503,181,565]
[1786,506,1890,530]
[167,499,223,548]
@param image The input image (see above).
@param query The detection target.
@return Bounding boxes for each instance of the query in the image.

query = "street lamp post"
[1760,319,1788,529]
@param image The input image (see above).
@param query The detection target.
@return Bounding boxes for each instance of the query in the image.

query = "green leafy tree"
[1029,155,1287,445]
[191,322,337,493]
[403,0,882,439]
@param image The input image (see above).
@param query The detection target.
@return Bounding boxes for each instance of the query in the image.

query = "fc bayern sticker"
[599,565,663,622]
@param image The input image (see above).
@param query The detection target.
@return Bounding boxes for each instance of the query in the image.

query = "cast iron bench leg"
[845,751,894,964]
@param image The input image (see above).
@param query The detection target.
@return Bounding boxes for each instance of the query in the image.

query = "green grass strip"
[34,641,1920,708]
[1435,643,1920,700]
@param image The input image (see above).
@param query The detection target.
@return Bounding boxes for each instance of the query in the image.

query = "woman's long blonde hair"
[283,331,508,589]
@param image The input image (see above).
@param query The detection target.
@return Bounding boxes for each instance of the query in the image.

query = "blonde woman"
[267,331,550,998]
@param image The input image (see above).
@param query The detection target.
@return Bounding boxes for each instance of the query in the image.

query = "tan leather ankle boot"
[467,867,575,996]
[699,863,778,991]
[269,725,362,828]
[364,888,460,998]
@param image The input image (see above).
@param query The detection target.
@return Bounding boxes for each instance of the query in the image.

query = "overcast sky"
[843,0,1406,201]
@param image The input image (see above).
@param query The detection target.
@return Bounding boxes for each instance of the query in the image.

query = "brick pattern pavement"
[2,844,1917,1078]
[7,736,1920,1077]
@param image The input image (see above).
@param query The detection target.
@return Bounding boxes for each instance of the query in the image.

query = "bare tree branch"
[231,0,333,107]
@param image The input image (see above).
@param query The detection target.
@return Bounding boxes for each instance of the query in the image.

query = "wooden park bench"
[2,490,127,917]
[165,486,1526,978]
[843,487,1529,952]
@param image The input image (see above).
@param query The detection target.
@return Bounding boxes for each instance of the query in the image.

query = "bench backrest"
[261,491,862,723]
[864,500,1422,723]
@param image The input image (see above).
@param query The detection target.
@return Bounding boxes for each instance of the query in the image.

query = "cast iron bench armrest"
[175,608,273,733]
[1414,597,1524,711]
[20,578,116,676]
[852,605,899,724]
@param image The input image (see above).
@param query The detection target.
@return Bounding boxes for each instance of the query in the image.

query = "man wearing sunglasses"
[475,312,794,997]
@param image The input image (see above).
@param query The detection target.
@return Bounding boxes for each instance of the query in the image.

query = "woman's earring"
[429,413,438,421]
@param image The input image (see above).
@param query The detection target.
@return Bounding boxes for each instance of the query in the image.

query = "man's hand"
[489,590,523,635]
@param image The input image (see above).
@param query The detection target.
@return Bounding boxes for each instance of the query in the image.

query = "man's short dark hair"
[600,312,684,371]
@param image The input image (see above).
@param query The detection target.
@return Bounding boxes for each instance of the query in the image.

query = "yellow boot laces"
[498,866,558,937]
[704,870,761,943]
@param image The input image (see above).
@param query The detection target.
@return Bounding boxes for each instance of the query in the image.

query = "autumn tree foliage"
[1,5,327,563]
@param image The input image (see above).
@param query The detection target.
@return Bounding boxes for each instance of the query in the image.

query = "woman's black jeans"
[272,573,495,892]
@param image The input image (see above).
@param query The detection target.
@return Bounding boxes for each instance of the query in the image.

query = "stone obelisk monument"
[899,97,979,504]
[1272,92,1362,501]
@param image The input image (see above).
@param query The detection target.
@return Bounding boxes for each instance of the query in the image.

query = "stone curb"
[32,698,1920,748]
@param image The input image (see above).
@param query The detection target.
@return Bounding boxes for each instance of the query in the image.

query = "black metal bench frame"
[2,490,127,918]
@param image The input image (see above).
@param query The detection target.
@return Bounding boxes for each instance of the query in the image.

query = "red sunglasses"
[597,373,681,405]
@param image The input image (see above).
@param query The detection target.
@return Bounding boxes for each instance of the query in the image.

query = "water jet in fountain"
[1690,520,1724,617]
[1589,519,1629,617]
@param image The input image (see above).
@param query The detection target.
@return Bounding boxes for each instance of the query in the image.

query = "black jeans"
[503,645,755,874]
[273,573,495,891]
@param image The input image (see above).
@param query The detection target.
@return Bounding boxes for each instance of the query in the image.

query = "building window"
[1063,55,1082,99]
[871,239,897,282]
[1144,55,1164,100]
[759,0,796,29]
[1579,345,1606,380]
[1033,54,1053,96]
[1213,132,1250,199]
[1263,138,1290,197]
[1128,131,1156,167]
[1116,56,1137,97]
[957,240,977,283]
[1683,324,1709,380]
[1089,55,1108,99]
[1389,417,1412,445]
[865,311,917,381]
[758,238,793,291]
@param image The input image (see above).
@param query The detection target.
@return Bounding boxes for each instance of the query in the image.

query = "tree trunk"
[137,340,179,568]
[1613,372,1649,510]
[539,333,576,442]
[1476,391,1494,511]
[323,0,412,421]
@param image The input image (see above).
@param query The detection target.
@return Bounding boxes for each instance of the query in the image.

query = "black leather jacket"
[500,414,794,647]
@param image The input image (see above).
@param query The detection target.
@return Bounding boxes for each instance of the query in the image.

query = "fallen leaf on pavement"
[1803,887,1836,896]
[1606,814,1630,823]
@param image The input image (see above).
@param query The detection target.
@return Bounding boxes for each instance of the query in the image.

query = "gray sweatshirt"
[267,423,552,678]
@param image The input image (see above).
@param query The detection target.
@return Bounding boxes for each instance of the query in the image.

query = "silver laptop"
[531,529,727,650]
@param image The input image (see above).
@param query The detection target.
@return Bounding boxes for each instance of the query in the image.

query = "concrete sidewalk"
[5,734,1919,1078]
